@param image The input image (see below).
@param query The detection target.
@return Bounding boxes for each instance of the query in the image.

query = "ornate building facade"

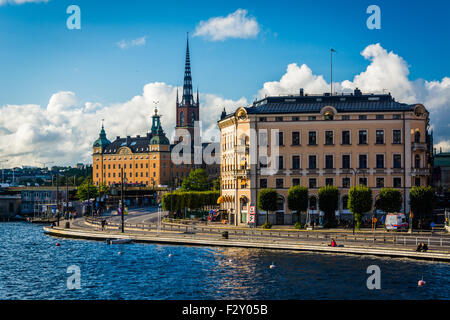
[92,38,200,187]
[218,89,432,226]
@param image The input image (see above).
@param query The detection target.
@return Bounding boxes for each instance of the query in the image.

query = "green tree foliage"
[213,177,221,191]
[318,186,339,227]
[409,186,435,229]
[348,186,373,230]
[287,186,308,222]
[181,169,212,191]
[76,179,99,201]
[375,188,402,213]
[258,188,278,223]
[161,191,220,217]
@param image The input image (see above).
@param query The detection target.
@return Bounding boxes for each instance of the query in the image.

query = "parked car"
[385,213,408,231]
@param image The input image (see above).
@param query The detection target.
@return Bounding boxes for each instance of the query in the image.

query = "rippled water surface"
[0,222,449,299]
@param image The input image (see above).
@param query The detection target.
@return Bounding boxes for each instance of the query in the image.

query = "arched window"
[191,112,195,126]
[415,154,421,168]
[180,111,184,127]
[414,131,421,143]
[276,196,285,211]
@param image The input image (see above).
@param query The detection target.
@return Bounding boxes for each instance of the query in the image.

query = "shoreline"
[43,225,450,263]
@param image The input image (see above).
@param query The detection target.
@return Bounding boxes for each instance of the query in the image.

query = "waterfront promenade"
[43,211,450,262]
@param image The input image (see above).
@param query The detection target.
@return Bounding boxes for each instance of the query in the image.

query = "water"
[0,222,449,300]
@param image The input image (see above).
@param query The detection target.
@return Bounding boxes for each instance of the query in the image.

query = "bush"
[258,189,278,223]
[410,186,434,229]
[318,185,339,227]
[348,185,373,230]
[287,186,308,222]
[375,188,402,213]
[294,221,304,229]
[262,221,272,229]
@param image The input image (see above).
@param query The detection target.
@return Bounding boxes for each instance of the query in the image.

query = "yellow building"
[218,88,431,226]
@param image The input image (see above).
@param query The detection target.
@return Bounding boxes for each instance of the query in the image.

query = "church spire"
[182,33,193,106]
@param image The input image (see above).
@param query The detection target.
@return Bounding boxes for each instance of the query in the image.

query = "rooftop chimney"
[299,88,304,96]
[354,88,362,96]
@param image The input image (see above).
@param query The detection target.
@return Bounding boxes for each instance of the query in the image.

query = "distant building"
[433,152,450,192]
[0,189,21,220]
[20,187,75,215]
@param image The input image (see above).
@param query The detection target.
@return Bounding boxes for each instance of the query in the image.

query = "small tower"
[93,122,111,154]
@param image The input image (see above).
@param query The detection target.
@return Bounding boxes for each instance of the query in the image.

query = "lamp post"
[0,160,8,184]
[348,168,361,235]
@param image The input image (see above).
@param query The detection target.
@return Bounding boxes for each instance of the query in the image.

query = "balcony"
[412,142,427,151]
[307,168,319,175]
[234,169,250,178]
[411,168,430,176]
[391,167,404,174]
[324,168,336,174]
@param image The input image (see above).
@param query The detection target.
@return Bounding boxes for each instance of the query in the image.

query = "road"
[107,206,168,224]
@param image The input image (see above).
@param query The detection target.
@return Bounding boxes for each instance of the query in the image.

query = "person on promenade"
[101,219,106,231]
[331,239,337,247]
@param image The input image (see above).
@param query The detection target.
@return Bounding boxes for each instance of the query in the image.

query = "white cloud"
[194,9,260,41]
[257,43,450,151]
[116,36,147,49]
[2,43,450,167]
[0,84,247,167]
[0,0,48,5]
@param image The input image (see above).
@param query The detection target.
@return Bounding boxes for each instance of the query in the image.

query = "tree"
[410,186,434,229]
[348,185,372,230]
[258,188,278,223]
[181,169,212,191]
[213,177,221,191]
[318,186,339,227]
[287,186,308,223]
[76,179,99,201]
[375,188,402,213]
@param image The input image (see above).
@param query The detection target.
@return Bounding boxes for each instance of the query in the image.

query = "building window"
[276,178,284,189]
[376,115,384,120]
[342,130,351,145]
[415,177,421,187]
[324,112,334,120]
[292,178,300,186]
[359,177,368,186]
[276,116,283,122]
[325,155,333,169]
[414,131,421,143]
[342,115,350,120]
[308,155,317,169]
[393,114,401,120]
[359,115,367,120]
[415,154,421,168]
[308,131,317,145]
[292,131,300,145]
[342,154,350,169]
[308,116,316,121]
[259,131,268,145]
[393,154,402,169]
[325,178,333,186]
[393,177,402,188]
[278,156,284,170]
[292,116,300,121]
[292,156,300,169]
[309,196,317,210]
[325,131,334,145]
[309,178,317,189]
[278,132,284,146]
[359,154,367,169]
[180,111,184,126]
[259,156,268,168]
[376,177,385,188]
[342,177,351,188]
[376,130,384,144]
[376,154,385,169]
[260,117,267,122]
[393,130,402,144]
[260,179,267,188]
[358,130,367,144]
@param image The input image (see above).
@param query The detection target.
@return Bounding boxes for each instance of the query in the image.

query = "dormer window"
[324,111,334,120]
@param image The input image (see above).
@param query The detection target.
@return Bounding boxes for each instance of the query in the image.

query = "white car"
[385,213,408,231]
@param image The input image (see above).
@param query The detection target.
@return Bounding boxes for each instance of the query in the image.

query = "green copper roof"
[434,153,450,167]
[93,125,111,148]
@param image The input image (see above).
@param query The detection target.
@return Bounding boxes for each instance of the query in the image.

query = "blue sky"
[0,0,449,105]
[0,0,449,166]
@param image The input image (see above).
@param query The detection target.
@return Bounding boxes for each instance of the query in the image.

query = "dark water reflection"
[0,222,448,299]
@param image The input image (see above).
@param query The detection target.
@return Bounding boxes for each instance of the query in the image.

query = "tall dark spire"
[182,34,194,106]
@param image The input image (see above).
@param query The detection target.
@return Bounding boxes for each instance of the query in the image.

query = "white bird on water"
[269,262,276,269]
[168,253,173,258]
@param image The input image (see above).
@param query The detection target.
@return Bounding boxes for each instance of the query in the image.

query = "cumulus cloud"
[2,43,450,167]
[194,9,260,41]
[258,43,450,151]
[0,0,48,5]
[116,36,147,49]
[0,84,247,167]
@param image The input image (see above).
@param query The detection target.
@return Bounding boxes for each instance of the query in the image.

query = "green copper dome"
[93,125,111,148]
[150,134,170,145]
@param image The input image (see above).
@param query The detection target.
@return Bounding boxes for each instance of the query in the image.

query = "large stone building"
[218,89,432,226]
[92,37,219,187]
